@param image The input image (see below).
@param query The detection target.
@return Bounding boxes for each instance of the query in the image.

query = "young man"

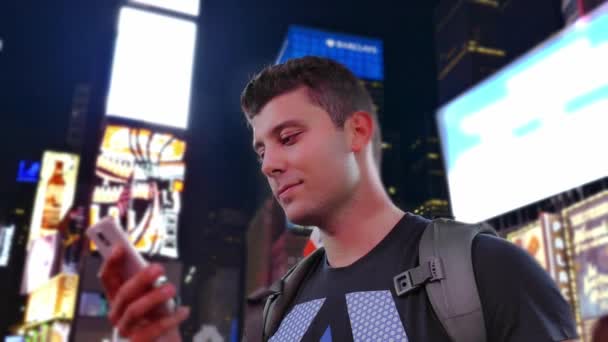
[99,56,577,341]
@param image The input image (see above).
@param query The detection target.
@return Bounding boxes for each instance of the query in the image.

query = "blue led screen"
[277,25,383,81]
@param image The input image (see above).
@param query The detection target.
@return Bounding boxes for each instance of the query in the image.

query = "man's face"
[251,87,359,226]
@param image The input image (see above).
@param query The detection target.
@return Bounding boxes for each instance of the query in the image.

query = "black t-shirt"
[268,213,577,342]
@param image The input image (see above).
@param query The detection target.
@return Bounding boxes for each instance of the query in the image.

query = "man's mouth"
[277,181,304,198]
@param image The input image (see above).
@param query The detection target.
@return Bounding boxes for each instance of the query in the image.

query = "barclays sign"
[277,25,384,81]
[325,38,379,54]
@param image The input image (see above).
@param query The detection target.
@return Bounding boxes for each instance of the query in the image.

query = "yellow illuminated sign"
[541,213,575,307]
[507,220,548,270]
[563,190,608,323]
[29,151,79,244]
[24,273,79,324]
[89,124,186,258]
[506,213,574,306]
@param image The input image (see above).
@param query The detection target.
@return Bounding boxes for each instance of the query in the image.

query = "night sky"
[0,0,437,251]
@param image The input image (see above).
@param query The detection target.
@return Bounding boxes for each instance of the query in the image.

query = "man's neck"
[319,181,405,268]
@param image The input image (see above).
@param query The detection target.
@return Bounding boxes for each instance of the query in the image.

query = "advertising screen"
[505,213,574,304]
[29,151,79,243]
[277,25,383,81]
[48,322,71,342]
[89,124,186,258]
[507,220,549,270]
[0,224,15,267]
[436,2,608,223]
[24,273,79,324]
[20,233,61,294]
[563,191,608,320]
[129,0,200,16]
[105,7,196,129]
[540,213,575,305]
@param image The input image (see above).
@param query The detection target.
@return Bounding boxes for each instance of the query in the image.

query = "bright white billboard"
[106,7,196,129]
[0,225,15,267]
[437,3,608,223]
[129,0,200,16]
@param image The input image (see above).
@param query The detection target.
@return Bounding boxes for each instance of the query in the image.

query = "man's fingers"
[98,246,125,279]
[98,246,125,300]
[108,263,165,324]
[130,306,190,342]
[116,283,176,336]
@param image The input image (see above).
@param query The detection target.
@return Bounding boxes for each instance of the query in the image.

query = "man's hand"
[99,246,190,341]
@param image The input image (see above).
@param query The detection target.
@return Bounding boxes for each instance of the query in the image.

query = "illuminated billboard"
[507,220,549,269]
[277,25,383,81]
[563,191,608,320]
[21,233,61,294]
[105,7,196,129]
[25,273,79,324]
[0,225,15,267]
[436,2,608,223]
[129,0,200,16]
[540,213,576,306]
[506,213,574,304]
[89,124,186,258]
[29,151,79,243]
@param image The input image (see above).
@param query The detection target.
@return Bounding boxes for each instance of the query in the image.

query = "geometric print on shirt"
[345,291,409,342]
[269,298,326,342]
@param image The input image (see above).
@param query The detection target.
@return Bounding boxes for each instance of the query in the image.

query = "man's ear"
[345,111,374,153]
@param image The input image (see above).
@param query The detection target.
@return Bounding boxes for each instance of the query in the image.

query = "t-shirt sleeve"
[472,234,578,342]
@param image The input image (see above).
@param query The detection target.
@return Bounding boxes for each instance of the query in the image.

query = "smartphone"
[87,216,175,314]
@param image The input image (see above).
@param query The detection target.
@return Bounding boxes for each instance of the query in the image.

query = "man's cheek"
[266,179,275,193]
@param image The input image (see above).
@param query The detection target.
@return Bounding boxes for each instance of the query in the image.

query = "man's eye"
[281,133,300,145]
[257,152,264,164]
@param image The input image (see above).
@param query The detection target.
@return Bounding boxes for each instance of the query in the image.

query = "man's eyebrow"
[252,119,304,152]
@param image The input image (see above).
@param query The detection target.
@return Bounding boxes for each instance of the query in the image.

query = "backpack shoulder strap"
[393,218,497,342]
[262,247,325,341]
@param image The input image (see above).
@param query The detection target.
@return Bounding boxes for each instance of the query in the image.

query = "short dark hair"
[240,56,382,167]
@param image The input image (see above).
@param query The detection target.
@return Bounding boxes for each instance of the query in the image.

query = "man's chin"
[285,207,319,227]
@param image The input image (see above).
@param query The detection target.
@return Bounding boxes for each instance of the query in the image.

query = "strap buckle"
[394,257,444,296]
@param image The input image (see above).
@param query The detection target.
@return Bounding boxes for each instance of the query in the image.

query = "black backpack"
[261,218,498,342]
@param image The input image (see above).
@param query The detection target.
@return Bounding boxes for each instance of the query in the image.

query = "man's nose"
[261,149,286,177]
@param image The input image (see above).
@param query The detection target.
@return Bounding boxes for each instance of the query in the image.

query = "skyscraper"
[431,0,508,219]
[435,0,507,106]
[406,135,451,218]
